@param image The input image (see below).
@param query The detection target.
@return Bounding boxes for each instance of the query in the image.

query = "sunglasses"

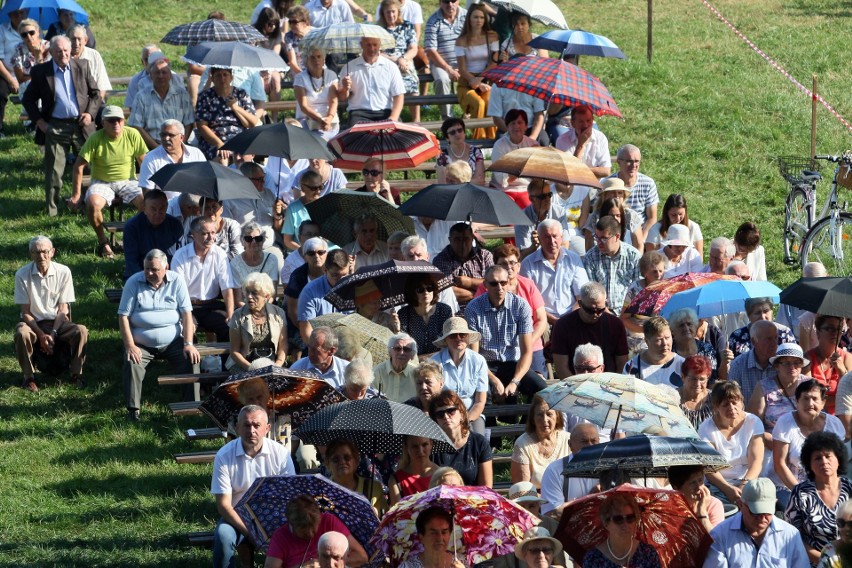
[433,407,457,418]
[526,547,553,556]
[20,29,37,37]
[487,280,509,287]
[446,127,464,135]
[575,365,601,373]
[303,184,324,191]
[580,302,606,315]
[392,346,414,353]
[362,168,382,176]
[305,250,327,256]
[243,235,265,243]
[415,285,436,294]
[441,0,458,3]
[609,514,637,525]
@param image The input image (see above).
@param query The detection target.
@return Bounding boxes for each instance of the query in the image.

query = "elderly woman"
[227,272,287,371]
[748,343,809,434]
[378,0,420,122]
[667,465,725,531]
[283,5,312,76]
[398,275,453,356]
[679,354,714,429]
[430,318,488,433]
[429,390,493,487]
[644,194,704,256]
[817,499,852,567]
[324,439,388,515]
[621,250,666,353]
[399,506,465,568]
[659,224,702,278]
[435,118,486,186]
[510,395,570,489]
[195,67,258,163]
[583,178,643,251]
[454,3,498,140]
[733,221,767,281]
[805,315,852,415]
[293,46,340,140]
[12,18,49,88]
[623,316,684,389]
[408,361,445,411]
[490,109,539,207]
[668,308,726,381]
[339,358,382,400]
[700,381,765,505]
[511,527,563,568]
[786,431,852,565]
[728,297,797,357]
[582,493,662,567]
[231,221,281,305]
[388,435,438,504]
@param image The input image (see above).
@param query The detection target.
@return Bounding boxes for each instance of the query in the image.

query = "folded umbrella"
[221,122,335,161]
[304,189,415,248]
[528,28,626,58]
[398,182,533,226]
[162,18,265,45]
[659,279,782,319]
[325,260,451,311]
[183,40,288,71]
[149,160,260,201]
[486,146,601,187]
[329,121,440,171]
[779,276,852,319]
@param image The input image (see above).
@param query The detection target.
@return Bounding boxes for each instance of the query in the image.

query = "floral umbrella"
[370,485,538,567]
[623,272,736,317]
[554,484,712,568]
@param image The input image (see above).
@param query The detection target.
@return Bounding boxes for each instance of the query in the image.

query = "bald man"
[317,531,349,568]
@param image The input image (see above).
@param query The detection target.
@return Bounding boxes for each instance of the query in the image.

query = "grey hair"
[804,262,828,278]
[239,161,264,178]
[388,230,408,246]
[312,326,338,350]
[237,404,268,424]
[353,214,377,232]
[484,264,508,281]
[317,531,349,554]
[388,332,417,356]
[161,119,185,135]
[724,260,747,275]
[241,220,264,237]
[144,248,168,265]
[579,281,606,303]
[709,236,735,258]
[17,19,39,33]
[190,215,215,233]
[573,343,603,366]
[668,307,698,327]
[537,218,562,234]
[68,23,88,39]
[616,144,641,160]
[141,44,159,60]
[344,359,374,387]
[243,272,275,298]
[401,235,427,259]
[49,35,70,50]
[28,235,53,253]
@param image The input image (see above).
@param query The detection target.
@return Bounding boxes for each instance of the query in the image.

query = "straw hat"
[600,177,630,194]
[662,224,692,248]
[769,342,810,367]
[508,481,546,504]
[432,317,481,348]
[514,526,563,560]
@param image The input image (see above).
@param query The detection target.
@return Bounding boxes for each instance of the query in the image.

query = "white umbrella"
[486,0,569,29]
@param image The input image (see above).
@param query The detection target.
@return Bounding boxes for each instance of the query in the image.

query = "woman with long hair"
[453,3,498,140]
[645,194,703,256]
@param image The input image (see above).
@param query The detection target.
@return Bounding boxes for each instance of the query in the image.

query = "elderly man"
[609,144,659,237]
[125,45,159,108]
[317,531,349,568]
[373,333,419,403]
[290,327,349,388]
[172,216,237,342]
[554,105,611,179]
[424,0,466,119]
[354,157,395,203]
[346,214,390,269]
[297,249,352,344]
[14,235,88,392]
[22,35,101,216]
[225,161,283,253]
[68,24,110,100]
[551,282,629,378]
[433,222,494,311]
[338,37,405,125]
[539,422,601,515]
[123,189,184,280]
[520,219,588,325]
[583,215,641,316]
[704,478,808,567]
[400,236,459,314]
[465,265,546,410]
[128,57,194,150]
[167,192,202,224]
[515,180,565,259]
[138,119,206,199]
[0,7,26,138]
[212,405,296,568]
[431,317,488,433]
[704,236,735,274]
[69,105,148,259]
[339,358,381,399]
[728,320,779,404]
[119,249,200,421]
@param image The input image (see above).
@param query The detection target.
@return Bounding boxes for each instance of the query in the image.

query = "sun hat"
[741,478,776,515]
[354,280,382,306]
[768,342,810,367]
[432,317,481,348]
[514,526,563,560]
[508,481,546,504]
[102,105,124,120]
[600,177,630,194]
[662,224,692,248]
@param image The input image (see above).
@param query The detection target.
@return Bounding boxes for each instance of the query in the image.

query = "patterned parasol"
[624,272,736,317]
[300,22,395,55]
[161,19,265,46]
[329,121,441,171]
[310,312,394,363]
[304,189,415,248]
[325,260,452,311]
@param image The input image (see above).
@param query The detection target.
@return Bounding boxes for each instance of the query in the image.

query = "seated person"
[345,214,390,270]
[373,333,419,403]
[405,360,444,412]
[388,435,438,505]
[184,199,243,260]
[225,162,283,254]
[397,275,452,356]
[138,120,206,199]
[645,193,704,256]
[282,172,324,252]
[668,465,725,531]
[732,221,767,281]
[323,439,388,515]
[123,189,184,281]
[296,249,351,344]
[127,56,195,150]
[353,157,397,203]
[45,9,95,47]
[622,316,684,389]
[398,507,464,568]
[227,272,287,371]
[338,36,405,125]
[554,104,611,179]
[167,192,202,224]
[582,177,642,252]
[510,396,571,489]
[338,359,383,400]
[433,222,493,312]
[230,222,282,305]
[539,423,602,515]
[291,157,348,199]
[659,224,703,278]
[728,297,797,357]
[290,326,349,388]
[281,221,322,286]
[429,390,493,486]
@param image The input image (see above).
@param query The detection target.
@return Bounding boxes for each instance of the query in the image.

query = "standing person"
[21,35,101,216]
[338,37,405,125]
[14,236,88,392]
[424,0,466,120]
[454,3,498,140]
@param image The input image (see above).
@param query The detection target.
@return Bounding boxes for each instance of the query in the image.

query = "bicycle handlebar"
[815,152,852,163]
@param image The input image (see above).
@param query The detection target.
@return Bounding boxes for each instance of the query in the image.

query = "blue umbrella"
[528,28,626,59]
[0,0,89,28]
[659,280,782,319]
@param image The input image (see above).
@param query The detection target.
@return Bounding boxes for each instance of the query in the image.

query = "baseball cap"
[102,105,124,120]
[741,478,776,515]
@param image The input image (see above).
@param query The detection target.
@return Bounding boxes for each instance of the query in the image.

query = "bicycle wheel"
[800,211,852,276]
[783,187,813,265]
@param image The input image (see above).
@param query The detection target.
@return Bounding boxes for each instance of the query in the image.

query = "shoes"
[127,409,140,422]
[71,375,86,389]
[96,242,115,259]
[21,377,38,392]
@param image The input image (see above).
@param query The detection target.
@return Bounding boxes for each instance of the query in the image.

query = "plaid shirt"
[728,349,777,404]
[583,244,641,316]
[465,292,532,362]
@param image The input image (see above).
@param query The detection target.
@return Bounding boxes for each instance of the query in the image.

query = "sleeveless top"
[808,347,843,414]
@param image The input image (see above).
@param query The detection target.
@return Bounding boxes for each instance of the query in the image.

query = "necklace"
[309,70,325,93]
[606,536,634,564]
[448,143,467,160]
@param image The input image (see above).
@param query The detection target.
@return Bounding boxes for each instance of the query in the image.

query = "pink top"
[475,274,545,351]
[266,513,350,568]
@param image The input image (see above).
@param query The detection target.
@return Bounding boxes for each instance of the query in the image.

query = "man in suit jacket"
[22,35,101,216]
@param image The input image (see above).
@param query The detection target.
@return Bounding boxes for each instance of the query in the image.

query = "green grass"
[2,0,852,564]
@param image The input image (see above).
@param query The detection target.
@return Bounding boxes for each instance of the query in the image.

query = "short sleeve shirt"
[79,128,148,182]
[551,310,628,373]
[117,270,192,348]
[210,437,296,503]
[464,293,532,362]
[14,261,75,321]
[424,8,466,68]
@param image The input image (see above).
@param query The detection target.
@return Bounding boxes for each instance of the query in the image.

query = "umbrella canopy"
[561,434,731,479]
[301,22,395,55]
[161,18,265,45]
[198,365,347,431]
[221,122,335,161]
[325,260,451,311]
[304,189,414,248]
[1,0,88,28]
[149,160,260,201]
[235,473,379,552]
[183,40,288,71]
[538,373,698,438]
[486,0,568,29]
[486,146,601,187]
[555,484,712,568]
[528,28,626,58]
[780,276,852,319]
[310,312,395,364]
[482,57,621,118]
[624,272,737,317]
[398,183,534,226]
[294,398,457,454]
[329,121,441,170]
[659,280,782,319]
[370,485,539,567]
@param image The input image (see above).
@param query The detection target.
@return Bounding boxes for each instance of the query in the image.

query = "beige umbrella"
[310,313,393,364]
[487,146,602,187]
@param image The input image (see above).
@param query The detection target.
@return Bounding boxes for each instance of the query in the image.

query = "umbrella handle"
[613,404,623,433]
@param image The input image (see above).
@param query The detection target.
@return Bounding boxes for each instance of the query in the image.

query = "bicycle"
[778,156,822,266]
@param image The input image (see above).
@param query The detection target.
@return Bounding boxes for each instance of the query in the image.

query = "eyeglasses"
[415,285,436,294]
[159,131,179,138]
[20,29,36,37]
[580,302,606,315]
[595,234,616,244]
[392,346,414,353]
[362,168,382,176]
[303,184,324,191]
[609,514,638,525]
[305,250,327,256]
[249,176,265,182]
[838,518,852,528]
[776,360,802,368]
[526,547,553,556]
[288,19,302,25]
[243,235,265,243]
[446,127,464,136]
[618,159,640,165]
[433,407,458,418]
[498,260,520,268]
[575,364,601,373]
[486,280,509,287]
[104,118,122,123]
[245,290,263,297]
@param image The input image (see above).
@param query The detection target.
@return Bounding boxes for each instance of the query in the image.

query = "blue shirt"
[465,293,532,362]
[123,212,184,280]
[297,275,336,323]
[703,512,809,568]
[431,348,488,410]
[52,61,79,119]
[289,355,349,389]
[520,248,589,318]
[118,270,192,349]
[728,349,777,407]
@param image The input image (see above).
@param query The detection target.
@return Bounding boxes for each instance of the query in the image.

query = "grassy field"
[2,0,852,564]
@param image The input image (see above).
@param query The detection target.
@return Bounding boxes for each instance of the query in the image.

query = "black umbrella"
[221,122,335,161]
[149,161,259,201]
[398,183,533,226]
[294,398,457,454]
[325,260,452,311]
[779,276,852,319]
[305,190,415,248]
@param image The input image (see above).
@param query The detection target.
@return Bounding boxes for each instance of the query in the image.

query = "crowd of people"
[6,1,852,567]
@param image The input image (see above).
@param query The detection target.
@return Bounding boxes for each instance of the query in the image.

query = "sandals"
[96,242,115,259]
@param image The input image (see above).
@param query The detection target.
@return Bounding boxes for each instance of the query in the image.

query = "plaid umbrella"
[370,485,539,567]
[199,365,347,431]
[329,121,441,171]
[162,19,265,46]
[304,189,414,248]
[301,23,395,55]
[325,260,452,311]
[294,398,457,454]
[235,473,379,552]
[624,272,736,317]
[182,41,288,71]
[310,312,395,363]
[221,122,335,161]
[398,182,533,226]
[482,57,621,118]
[780,276,852,319]
[555,484,712,568]
[487,146,602,187]
[149,160,260,201]
[528,28,627,58]
[487,0,568,29]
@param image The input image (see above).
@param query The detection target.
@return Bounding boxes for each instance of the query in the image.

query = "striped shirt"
[465,292,532,363]
[612,172,659,225]
[128,84,195,139]
[424,7,466,68]
[583,244,641,316]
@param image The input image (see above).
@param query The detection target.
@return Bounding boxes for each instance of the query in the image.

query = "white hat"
[662,224,692,248]
[600,177,630,194]
[433,317,481,348]
[769,342,810,367]
[508,481,546,504]
[514,526,563,560]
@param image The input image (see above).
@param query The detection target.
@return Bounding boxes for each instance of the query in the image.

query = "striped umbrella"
[329,121,440,170]
[528,28,627,59]
[482,57,621,118]
[300,22,395,55]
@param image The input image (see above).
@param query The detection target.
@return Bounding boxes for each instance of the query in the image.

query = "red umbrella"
[482,57,621,118]
[624,272,737,316]
[329,120,441,170]
[554,484,711,568]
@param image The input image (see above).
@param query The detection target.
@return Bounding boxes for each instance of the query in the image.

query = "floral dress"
[195,87,256,160]
[436,144,484,175]
[582,542,662,568]
[383,22,418,94]
[12,39,50,82]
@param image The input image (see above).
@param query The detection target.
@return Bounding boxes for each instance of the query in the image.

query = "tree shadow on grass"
[784,0,852,17]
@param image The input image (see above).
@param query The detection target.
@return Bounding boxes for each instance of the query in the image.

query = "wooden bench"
[158,371,230,386]
[188,531,215,547]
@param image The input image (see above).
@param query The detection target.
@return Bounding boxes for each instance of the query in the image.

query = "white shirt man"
[554,105,611,179]
[339,37,405,125]
[138,119,206,199]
